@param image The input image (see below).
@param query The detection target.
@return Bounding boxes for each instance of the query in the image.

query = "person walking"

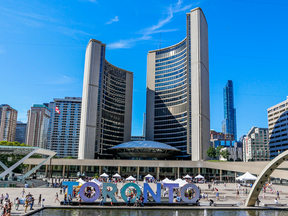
[20,189,26,198]
[0,194,3,205]
[110,197,113,206]
[15,197,20,210]
[275,198,278,204]
[99,196,104,206]
[78,196,82,207]
[38,194,42,206]
[277,191,280,200]
[54,192,60,203]
[126,196,131,207]
[24,196,29,213]
[30,195,34,210]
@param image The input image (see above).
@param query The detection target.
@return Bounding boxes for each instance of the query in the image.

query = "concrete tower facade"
[146,8,210,161]
[46,97,82,158]
[26,104,51,148]
[0,104,18,142]
[79,39,133,159]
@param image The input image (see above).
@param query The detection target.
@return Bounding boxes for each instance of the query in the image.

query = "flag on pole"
[55,106,60,114]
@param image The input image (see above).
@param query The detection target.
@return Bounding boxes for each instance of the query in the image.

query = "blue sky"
[0,0,287,139]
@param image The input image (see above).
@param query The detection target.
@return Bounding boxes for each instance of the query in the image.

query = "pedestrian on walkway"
[20,189,26,198]
[24,196,29,213]
[0,194,3,204]
[54,193,60,203]
[30,195,34,210]
[78,196,82,207]
[99,196,104,206]
[38,194,42,206]
[15,197,20,210]
[277,191,280,200]
[126,196,131,207]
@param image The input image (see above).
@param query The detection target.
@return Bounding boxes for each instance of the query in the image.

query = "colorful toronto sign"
[63,181,200,203]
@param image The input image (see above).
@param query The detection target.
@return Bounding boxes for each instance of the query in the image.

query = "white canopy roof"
[113,173,121,178]
[100,173,109,178]
[161,178,174,183]
[236,172,257,181]
[77,178,86,186]
[144,174,154,178]
[183,174,192,179]
[126,176,136,181]
[195,174,205,179]
[90,178,103,187]
[174,178,183,183]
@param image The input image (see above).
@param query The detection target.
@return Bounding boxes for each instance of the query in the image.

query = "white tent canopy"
[100,173,109,178]
[236,172,257,181]
[77,178,86,186]
[126,176,136,181]
[144,174,154,179]
[113,173,121,178]
[183,174,192,179]
[195,174,205,179]
[90,178,103,187]
[174,178,183,183]
[161,178,174,183]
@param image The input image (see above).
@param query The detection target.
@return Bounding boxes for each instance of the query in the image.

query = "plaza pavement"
[3,182,288,216]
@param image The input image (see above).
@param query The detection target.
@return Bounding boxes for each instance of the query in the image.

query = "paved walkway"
[2,182,288,215]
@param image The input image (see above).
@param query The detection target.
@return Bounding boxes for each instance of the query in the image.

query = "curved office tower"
[146,8,210,161]
[79,39,133,159]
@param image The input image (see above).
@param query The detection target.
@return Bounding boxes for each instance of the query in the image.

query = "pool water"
[33,209,288,216]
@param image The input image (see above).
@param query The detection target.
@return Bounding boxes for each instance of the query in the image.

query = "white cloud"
[106,16,119,25]
[107,0,195,49]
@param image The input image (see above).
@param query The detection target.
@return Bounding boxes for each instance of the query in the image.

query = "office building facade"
[46,97,81,158]
[26,104,51,148]
[267,97,288,159]
[15,121,27,144]
[222,80,237,140]
[243,127,269,162]
[146,8,210,160]
[0,104,18,142]
[79,39,133,159]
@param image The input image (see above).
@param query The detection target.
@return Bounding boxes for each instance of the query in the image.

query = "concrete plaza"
[2,181,288,215]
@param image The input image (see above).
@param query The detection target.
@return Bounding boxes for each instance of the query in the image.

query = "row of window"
[155,53,187,67]
[156,80,186,91]
[155,71,186,84]
[155,62,186,75]
[155,98,187,108]
[155,58,186,71]
[155,47,186,63]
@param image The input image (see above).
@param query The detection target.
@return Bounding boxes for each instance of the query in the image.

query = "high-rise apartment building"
[45,97,81,158]
[146,8,210,160]
[15,121,27,144]
[0,104,18,142]
[26,104,51,148]
[79,39,133,159]
[243,127,269,162]
[222,80,237,140]
[267,97,288,159]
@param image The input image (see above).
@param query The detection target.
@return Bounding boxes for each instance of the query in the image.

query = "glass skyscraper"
[222,80,237,140]
[146,8,210,161]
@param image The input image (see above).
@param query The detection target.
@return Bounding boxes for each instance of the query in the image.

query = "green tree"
[220,149,231,160]
[206,147,216,159]
[216,146,223,157]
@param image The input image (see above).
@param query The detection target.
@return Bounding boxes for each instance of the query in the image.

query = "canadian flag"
[55,106,60,114]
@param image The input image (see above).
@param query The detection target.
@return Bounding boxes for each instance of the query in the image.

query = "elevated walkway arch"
[245,150,288,206]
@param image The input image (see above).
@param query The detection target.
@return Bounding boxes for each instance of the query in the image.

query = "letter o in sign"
[79,182,100,202]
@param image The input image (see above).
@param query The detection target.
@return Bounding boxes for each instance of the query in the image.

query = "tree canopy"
[206,146,216,159]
